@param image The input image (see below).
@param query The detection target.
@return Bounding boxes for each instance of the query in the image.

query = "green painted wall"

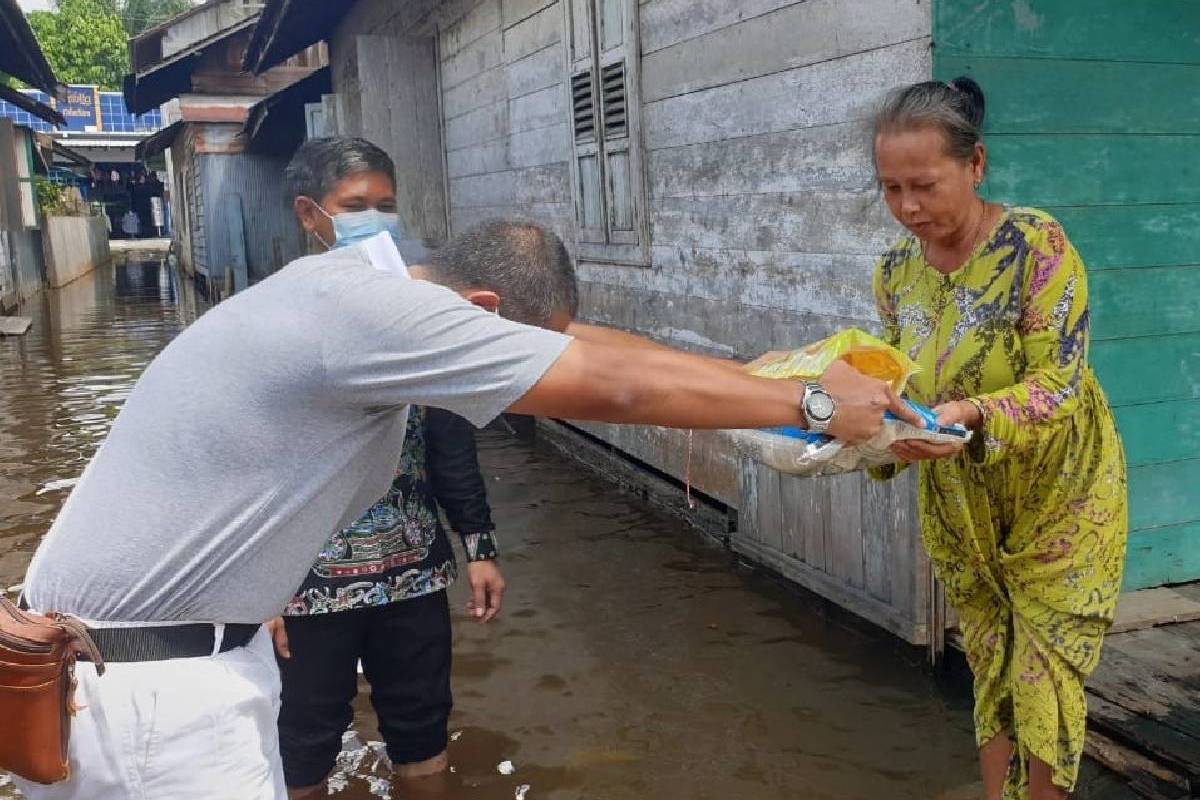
[933,0,1200,590]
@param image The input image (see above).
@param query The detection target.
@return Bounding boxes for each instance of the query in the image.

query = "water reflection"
[0,257,189,596]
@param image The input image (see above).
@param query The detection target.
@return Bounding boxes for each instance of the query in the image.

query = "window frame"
[563,0,650,267]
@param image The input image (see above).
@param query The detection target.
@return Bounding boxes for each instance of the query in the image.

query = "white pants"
[13,627,286,800]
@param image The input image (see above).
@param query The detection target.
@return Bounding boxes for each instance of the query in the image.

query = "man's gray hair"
[872,76,987,164]
[284,137,396,201]
[428,220,578,328]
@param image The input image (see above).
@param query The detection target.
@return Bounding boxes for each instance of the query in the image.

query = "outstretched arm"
[507,339,911,444]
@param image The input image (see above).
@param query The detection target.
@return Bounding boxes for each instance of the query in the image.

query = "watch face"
[807,391,835,421]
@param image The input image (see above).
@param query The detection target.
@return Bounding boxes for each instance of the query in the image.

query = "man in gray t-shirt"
[18,213,910,798]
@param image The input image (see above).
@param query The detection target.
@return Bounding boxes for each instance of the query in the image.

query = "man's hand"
[266,616,290,659]
[821,360,922,445]
[465,561,505,623]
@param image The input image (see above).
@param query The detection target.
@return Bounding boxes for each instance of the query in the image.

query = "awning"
[0,83,66,126]
[35,133,91,167]
[243,0,355,74]
[0,0,58,92]
[134,121,184,161]
[123,14,259,115]
[242,66,330,149]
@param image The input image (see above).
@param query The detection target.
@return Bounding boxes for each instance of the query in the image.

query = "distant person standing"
[120,208,140,239]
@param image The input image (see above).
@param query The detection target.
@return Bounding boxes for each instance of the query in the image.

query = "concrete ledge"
[43,215,111,288]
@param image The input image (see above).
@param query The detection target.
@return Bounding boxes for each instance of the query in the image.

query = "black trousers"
[277,591,453,788]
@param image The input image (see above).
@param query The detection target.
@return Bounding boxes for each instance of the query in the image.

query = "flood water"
[0,258,1004,798]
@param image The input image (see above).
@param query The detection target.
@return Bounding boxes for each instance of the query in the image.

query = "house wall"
[933,0,1200,590]
[170,122,304,286]
[0,120,45,308]
[42,214,110,288]
[432,0,931,484]
[434,0,936,640]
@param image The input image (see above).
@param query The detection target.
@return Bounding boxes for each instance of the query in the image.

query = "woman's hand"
[934,399,983,431]
[889,400,979,463]
[890,439,964,462]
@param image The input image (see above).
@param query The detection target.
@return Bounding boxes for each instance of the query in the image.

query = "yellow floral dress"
[872,207,1128,797]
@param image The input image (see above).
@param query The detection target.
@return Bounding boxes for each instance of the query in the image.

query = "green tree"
[26,0,128,90]
[119,0,193,38]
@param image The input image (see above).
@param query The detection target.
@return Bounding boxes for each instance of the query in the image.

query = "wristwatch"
[803,382,836,434]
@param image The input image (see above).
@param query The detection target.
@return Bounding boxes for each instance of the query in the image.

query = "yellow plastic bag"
[749,328,919,394]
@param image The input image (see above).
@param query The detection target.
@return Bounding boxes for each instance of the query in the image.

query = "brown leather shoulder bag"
[0,597,103,784]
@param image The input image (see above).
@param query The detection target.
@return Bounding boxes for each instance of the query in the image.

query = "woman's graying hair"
[429,220,578,328]
[872,76,987,162]
[283,137,396,201]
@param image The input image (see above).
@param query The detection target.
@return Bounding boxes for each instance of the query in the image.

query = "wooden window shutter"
[564,0,648,262]
[565,0,605,244]
[596,0,645,253]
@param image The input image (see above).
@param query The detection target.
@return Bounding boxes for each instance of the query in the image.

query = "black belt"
[13,597,257,662]
[84,623,260,663]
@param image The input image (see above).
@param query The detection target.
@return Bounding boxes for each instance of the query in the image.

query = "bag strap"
[53,614,106,676]
[0,597,106,676]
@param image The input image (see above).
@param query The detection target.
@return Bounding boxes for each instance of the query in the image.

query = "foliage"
[34,176,67,216]
[119,0,193,38]
[26,0,129,90]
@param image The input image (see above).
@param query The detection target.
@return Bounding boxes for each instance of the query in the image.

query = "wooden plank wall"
[573,0,930,511]
[431,0,936,641]
[438,0,573,241]
[738,459,928,643]
[933,0,1200,590]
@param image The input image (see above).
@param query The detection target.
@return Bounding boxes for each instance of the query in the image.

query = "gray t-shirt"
[23,244,570,623]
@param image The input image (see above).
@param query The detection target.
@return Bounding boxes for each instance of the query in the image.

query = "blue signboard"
[58,85,99,131]
[0,87,163,134]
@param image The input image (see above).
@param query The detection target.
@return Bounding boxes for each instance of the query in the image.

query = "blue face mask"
[311,203,403,250]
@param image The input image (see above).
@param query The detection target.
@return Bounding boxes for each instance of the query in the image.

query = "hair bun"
[948,76,986,128]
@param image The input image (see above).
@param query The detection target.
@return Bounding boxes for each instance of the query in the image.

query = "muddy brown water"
[0,258,998,799]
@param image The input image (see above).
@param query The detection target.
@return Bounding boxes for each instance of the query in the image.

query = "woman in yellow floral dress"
[869,77,1128,800]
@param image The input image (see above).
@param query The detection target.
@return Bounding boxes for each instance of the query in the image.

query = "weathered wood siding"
[438,0,573,240]
[168,123,305,285]
[434,0,935,640]
[934,0,1200,590]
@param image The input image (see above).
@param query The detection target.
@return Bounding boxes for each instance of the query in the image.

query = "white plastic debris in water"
[515,784,531,800]
[366,776,391,799]
[450,730,463,742]
[325,728,393,797]
[36,477,79,495]
[497,760,516,775]
[366,741,390,772]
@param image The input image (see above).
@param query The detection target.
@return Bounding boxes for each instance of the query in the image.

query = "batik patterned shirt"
[284,407,497,615]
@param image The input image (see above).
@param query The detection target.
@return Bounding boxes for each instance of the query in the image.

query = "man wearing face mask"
[273,138,509,799]
[17,134,916,799]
